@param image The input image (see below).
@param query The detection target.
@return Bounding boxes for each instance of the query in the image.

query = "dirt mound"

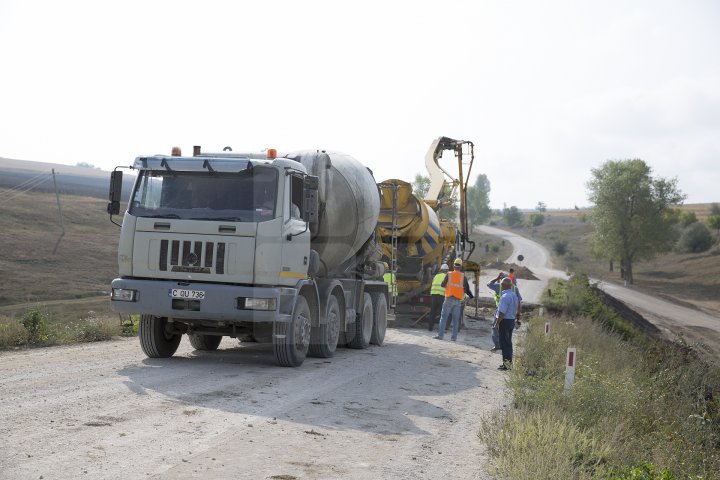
[483,262,539,281]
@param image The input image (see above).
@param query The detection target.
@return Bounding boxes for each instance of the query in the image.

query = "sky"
[1,0,719,209]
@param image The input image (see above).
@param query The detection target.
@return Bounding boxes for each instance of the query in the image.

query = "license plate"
[169,288,205,300]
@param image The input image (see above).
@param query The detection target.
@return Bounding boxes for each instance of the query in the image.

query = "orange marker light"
[171,146,182,156]
[267,148,277,159]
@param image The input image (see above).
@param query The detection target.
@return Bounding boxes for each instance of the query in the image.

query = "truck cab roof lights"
[267,148,277,159]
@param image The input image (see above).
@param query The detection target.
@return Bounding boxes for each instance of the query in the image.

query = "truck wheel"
[188,333,222,351]
[139,315,181,358]
[348,293,373,349]
[309,295,340,358]
[273,295,311,367]
[370,293,387,346]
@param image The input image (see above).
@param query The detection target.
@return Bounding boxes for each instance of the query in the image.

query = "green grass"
[479,277,720,479]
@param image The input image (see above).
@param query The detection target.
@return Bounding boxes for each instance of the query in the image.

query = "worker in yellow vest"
[434,258,474,341]
[383,262,397,298]
[427,263,449,331]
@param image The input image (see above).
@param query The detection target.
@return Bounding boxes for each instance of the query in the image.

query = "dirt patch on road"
[483,262,539,281]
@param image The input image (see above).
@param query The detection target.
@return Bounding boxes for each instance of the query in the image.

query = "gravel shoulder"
[0,322,508,480]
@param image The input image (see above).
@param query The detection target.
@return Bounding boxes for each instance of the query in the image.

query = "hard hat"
[453,258,463,267]
[440,263,449,271]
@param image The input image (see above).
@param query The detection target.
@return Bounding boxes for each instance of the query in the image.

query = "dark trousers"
[498,318,516,365]
[428,294,444,331]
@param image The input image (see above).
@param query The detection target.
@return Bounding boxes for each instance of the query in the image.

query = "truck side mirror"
[107,171,123,215]
[303,175,319,226]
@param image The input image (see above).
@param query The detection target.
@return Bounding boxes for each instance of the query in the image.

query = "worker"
[493,276,521,370]
[487,272,523,351]
[427,263,449,332]
[383,262,397,298]
[434,258,474,341]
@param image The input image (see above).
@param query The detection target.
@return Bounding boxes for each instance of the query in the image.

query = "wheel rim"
[327,308,340,345]
[295,311,311,350]
[363,305,373,339]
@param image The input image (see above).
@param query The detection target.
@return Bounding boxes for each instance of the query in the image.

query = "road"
[0,327,506,480]
[476,225,569,304]
[477,225,720,354]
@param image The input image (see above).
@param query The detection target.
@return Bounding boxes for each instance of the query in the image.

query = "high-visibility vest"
[430,273,446,296]
[383,272,397,296]
[445,270,465,300]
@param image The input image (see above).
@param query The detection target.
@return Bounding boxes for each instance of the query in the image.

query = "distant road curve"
[476,225,719,343]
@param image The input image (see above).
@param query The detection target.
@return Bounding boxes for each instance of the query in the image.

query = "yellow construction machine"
[377,136,480,310]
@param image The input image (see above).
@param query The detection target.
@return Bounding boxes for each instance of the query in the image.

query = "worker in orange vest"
[433,258,474,341]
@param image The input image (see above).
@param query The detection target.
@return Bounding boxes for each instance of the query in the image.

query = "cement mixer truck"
[107,146,388,367]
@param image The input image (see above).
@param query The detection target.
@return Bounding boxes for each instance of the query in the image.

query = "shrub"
[21,308,49,344]
[0,316,28,347]
[67,312,119,342]
[553,239,569,256]
[677,222,713,253]
[680,211,698,227]
[527,213,545,227]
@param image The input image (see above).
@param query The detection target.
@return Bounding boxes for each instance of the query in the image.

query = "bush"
[681,211,698,227]
[527,213,545,227]
[677,222,713,253]
[65,312,119,342]
[0,316,28,347]
[553,239,569,256]
[21,308,50,344]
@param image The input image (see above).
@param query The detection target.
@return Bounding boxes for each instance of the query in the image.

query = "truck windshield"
[128,167,278,222]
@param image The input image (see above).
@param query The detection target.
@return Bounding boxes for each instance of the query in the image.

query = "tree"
[587,159,685,284]
[707,214,720,238]
[412,173,458,221]
[503,206,524,227]
[536,201,547,212]
[711,203,720,215]
[466,174,492,229]
[677,222,713,253]
[412,173,431,199]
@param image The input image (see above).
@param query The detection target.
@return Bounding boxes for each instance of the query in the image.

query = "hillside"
[0,156,135,200]
[0,188,119,321]
[493,206,720,317]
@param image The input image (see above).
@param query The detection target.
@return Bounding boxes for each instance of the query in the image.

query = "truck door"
[280,173,310,284]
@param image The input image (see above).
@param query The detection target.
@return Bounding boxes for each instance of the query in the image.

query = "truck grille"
[159,239,226,274]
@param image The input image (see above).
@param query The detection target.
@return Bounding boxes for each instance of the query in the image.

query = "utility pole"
[52,169,66,254]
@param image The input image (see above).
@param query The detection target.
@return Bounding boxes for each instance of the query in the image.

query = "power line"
[0,172,53,205]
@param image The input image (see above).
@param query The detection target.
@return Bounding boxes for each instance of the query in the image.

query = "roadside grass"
[479,276,720,479]
[0,307,139,348]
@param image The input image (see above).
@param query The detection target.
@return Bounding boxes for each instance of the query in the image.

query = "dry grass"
[0,188,119,341]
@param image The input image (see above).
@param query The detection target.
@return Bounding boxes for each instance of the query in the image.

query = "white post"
[539,306,545,317]
[564,348,576,391]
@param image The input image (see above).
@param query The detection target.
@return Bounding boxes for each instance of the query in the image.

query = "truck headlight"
[238,297,277,311]
[112,288,137,302]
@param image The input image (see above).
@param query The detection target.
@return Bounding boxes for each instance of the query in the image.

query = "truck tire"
[348,293,373,349]
[273,295,311,367]
[309,295,340,358]
[370,293,387,346]
[139,315,181,358]
[188,333,222,351]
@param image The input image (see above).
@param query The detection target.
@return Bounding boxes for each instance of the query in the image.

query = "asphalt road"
[477,225,720,354]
